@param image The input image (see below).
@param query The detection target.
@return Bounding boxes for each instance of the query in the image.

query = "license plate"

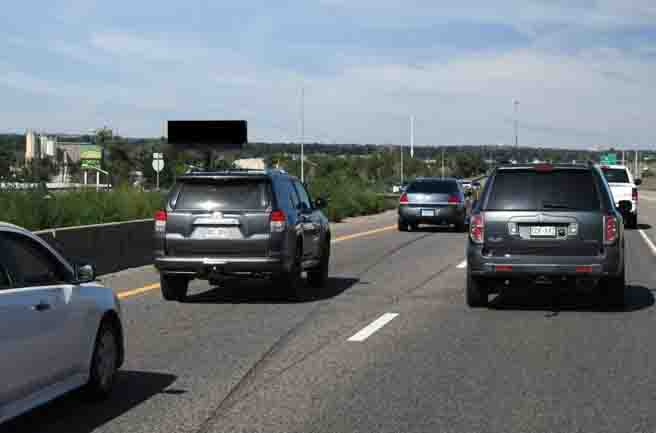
[530,226,556,237]
[199,227,231,239]
[421,209,435,217]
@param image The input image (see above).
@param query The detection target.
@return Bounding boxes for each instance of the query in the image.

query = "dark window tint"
[486,170,600,211]
[0,232,71,288]
[407,181,458,194]
[293,181,312,210]
[175,180,271,210]
[601,168,630,183]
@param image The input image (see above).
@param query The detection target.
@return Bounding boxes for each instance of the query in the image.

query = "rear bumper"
[154,256,284,276]
[399,205,465,225]
[467,244,623,278]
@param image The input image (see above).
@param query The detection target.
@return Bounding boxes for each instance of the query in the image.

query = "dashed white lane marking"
[638,229,656,256]
[348,313,399,342]
[457,259,467,269]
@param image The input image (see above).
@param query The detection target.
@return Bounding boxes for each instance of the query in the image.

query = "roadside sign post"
[153,153,164,190]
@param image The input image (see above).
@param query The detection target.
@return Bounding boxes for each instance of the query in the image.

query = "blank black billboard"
[168,120,247,150]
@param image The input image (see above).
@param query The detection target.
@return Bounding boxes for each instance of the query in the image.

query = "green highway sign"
[601,153,617,165]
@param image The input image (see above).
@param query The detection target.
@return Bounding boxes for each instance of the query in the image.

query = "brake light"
[604,214,618,245]
[270,210,286,232]
[495,265,513,272]
[470,213,485,244]
[399,193,409,204]
[576,266,593,273]
[633,188,638,202]
[448,194,461,204]
[534,163,553,172]
[154,210,167,233]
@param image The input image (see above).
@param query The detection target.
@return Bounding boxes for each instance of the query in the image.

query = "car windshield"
[602,168,630,183]
[486,170,601,211]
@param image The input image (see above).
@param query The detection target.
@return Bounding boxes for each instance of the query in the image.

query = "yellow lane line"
[116,223,398,299]
[332,224,397,243]
[117,283,161,299]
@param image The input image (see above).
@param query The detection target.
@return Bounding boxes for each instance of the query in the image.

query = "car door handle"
[32,302,51,312]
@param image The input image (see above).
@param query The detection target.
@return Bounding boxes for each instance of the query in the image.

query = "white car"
[599,164,642,228]
[0,223,124,424]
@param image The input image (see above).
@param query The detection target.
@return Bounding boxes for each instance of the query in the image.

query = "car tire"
[455,219,467,233]
[466,270,488,308]
[627,213,638,229]
[85,320,120,401]
[277,244,304,301]
[398,220,408,232]
[308,240,330,289]
[161,275,189,302]
[602,270,625,308]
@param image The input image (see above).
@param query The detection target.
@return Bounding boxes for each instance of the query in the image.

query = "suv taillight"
[604,214,618,245]
[154,210,167,233]
[448,194,461,204]
[399,193,409,204]
[470,213,485,244]
[633,187,638,203]
[270,210,286,233]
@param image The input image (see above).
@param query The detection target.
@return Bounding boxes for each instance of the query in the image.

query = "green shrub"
[0,187,164,231]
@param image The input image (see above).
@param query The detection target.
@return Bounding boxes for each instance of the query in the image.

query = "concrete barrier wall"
[35,219,155,276]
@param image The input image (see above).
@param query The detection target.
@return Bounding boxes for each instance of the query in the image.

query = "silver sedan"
[0,223,124,424]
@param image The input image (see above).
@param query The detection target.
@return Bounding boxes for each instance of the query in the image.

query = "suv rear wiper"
[541,201,577,210]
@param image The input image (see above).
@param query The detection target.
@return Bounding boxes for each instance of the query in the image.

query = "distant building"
[25,130,39,160]
[234,158,266,170]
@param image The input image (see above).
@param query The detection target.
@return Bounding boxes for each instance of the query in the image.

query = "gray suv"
[154,169,331,301]
[398,177,468,232]
[466,163,627,308]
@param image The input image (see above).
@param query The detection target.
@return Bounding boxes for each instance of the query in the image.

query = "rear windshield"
[407,181,458,194]
[486,170,600,211]
[175,179,271,210]
[601,168,630,183]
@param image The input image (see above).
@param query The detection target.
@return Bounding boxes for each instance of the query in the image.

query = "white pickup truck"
[599,164,642,228]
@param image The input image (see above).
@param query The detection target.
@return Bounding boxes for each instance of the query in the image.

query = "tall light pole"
[513,99,520,147]
[441,147,445,178]
[300,85,305,183]
[400,141,404,186]
[410,115,415,158]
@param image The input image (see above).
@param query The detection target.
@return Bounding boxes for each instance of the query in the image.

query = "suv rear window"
[407,181,458,194]
[175,179,271,211]
[601,168,630,183]
[486,170,600,211]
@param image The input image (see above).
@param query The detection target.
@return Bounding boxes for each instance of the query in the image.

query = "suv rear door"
[406,180,460,206]
[482,168,605,257]
[165,177,273,257]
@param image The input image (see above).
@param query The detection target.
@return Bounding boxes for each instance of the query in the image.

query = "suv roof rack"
[181,167,289,177]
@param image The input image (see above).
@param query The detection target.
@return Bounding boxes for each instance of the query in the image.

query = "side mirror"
[74,264,96,284]
[618,200,632,214]
[314,197,328,209]
[464,190,473,198]
[635,179,643,186]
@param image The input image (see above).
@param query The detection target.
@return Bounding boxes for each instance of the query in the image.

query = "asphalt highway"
[5,195,656,433]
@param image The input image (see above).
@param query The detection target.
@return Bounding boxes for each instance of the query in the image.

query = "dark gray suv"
[398,178,468,232]
[466,163,626,308]
[154,169,331,301]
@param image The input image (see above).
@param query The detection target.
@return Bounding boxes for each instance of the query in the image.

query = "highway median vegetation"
[0,187,164,231]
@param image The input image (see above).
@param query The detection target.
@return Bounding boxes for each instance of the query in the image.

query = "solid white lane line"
[638,229,656,256]
[457,259,467,269]
[348,313,399,342]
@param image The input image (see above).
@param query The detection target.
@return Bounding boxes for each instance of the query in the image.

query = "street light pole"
[513,99,520,147]
[441,147,445,178]
[300,85,305,183]
[400,141,404,186]
[410,115,415,158]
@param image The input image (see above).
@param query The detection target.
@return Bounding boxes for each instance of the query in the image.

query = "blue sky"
[1,0,655,148]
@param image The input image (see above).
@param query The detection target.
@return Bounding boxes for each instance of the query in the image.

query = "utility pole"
[400,142,404,186]
[300,85,305,183]
[441,147,445,178]
[410,115,415,158]
[513,99,520,147]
